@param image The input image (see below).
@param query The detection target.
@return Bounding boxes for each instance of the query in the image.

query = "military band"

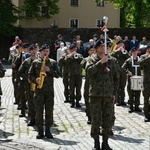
[3,34,150,150]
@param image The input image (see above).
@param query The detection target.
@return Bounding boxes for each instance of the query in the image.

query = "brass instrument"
[30,54,39,91]
[74,53,78,59]
[121,49,128,54]
[37,56,47,89]
[119,47,128,54]
[30,82,36,91]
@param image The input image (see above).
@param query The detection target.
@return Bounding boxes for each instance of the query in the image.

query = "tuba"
[37,56,47,89]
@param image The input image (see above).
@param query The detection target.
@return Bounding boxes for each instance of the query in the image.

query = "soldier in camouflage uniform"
[86,39,119,150]
[8,47,19,105]
[28,44,60,139]
[122,47,142,113]
[14,43,30,117]
[0,60,6,106]
[138,44,150,122]
[59,47,70,103]
[111,40,130,106]
[19,44,38,126]
[80,45,96,124]
[66,44,83,108]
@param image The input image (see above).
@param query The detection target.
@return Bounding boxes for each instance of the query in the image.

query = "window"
[41,6,48,17]
[70,19,79,28]
[96,19,103,28]
[96,1,104,7]
[70,0,79,6]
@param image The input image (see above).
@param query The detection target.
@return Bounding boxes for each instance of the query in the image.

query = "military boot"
[36,128,44,139]
[70,99,75,108]
[45,128,53,139]
[27,118,35,126]
[128,105,134,113]
[87,116,91,124]
[135,106,142,112]
[93,138,100,150]
[76,101,81,108]
[19,110,25,117]
[102,137,112,150]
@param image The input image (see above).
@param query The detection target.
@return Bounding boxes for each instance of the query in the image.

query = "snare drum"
[130,76,143,91]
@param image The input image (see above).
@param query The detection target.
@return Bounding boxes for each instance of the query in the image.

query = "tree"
[0,0,59,36]
[95,0,150,27]
[0,0,20,36]
[23,0,59,20]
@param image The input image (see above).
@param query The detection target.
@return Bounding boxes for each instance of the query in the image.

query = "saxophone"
[37,56,47,89]
[30,55,38,91]
[30,81,36,91]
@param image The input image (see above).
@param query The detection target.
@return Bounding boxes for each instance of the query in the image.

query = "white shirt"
[57,46,66,62]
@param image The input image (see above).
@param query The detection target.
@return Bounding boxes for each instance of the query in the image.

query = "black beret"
[130,47,138,52]
[69,44,77,50]
[39,44,50,51]
[16,44,22,49]
[22,43,30,49]
[107,41,112,47]
[29,44,37,51]
[94,39,105,48]
[116,40,124,44]
[87,45,95,51]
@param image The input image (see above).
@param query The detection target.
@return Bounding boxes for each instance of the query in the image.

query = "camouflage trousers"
[70,75,82,102]
[90,96,113,139]
[63,74,70,101]
[117,72,127,104]
[25,82,35,119]
[143,88,150,119]
[35,90,54,129]
[127,80,141,108]
[84,80,90,119]
[19,80,27,111]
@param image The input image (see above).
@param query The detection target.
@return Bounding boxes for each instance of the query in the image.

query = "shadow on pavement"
[41,137,79,146]
[0,129,14,139]
[111,134,145,144]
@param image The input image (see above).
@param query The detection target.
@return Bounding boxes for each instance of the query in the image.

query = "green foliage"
[23,0,59,20]
[95,0,150,27]
[0,0,20,36]
[0,0,59,36]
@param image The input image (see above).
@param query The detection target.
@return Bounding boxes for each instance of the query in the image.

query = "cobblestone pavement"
[0,65,150,150]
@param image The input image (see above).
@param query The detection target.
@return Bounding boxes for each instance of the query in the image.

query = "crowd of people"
[2,33,150,150]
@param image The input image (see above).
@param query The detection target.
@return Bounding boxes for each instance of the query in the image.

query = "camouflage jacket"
[85,54,119,97]
[66,53,83,77]
[111,50,130,69]
[138,54,150,88]
[18,57,34,81]
[122,56,141,77]
[28,57,60,92]
[59,54,69,75]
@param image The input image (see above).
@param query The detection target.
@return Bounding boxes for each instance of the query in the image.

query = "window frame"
[96,19,103,28]
[96,1,104,7]
[70,0,79,6]
[69,18,79,28]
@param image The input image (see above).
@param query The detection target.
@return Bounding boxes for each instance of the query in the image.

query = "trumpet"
[119,47,128,54]
[122,49,128,54]
[74,53,78,59]
[71,51,78,59]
